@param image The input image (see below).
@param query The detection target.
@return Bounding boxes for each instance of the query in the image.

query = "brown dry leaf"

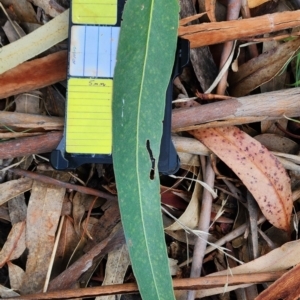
[53,216,80,276]
[255,262,300,300]
[48,223,125,291]
[261,119,288,136]
[96,245,130,300]
[84,201,121,252]
[191,126,292,231]
[248,0,271,8]
[0,206,10,222]
[229,38,300,97]
[0,178,32,206]
[260,39,287,95]
[0,284,19,298]
[15,91,41,114]
[0,221,26,267]
[20,170,70,294]
[254,134,299,154]
[205,0,216,22]
[27,0,65,17]
[72,192,102,236]
[7,261,25,291]
[1,0,37,23]
[8,194,27,224]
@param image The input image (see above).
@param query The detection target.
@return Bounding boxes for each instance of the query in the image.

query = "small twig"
[187,157,215,300]
[257,227,277,250]
[4,271,285,300]
[275,121,300,139]
[241,0,258,58]
[216,0,242,95]
[9,168,117,202]
[247,191,259,260]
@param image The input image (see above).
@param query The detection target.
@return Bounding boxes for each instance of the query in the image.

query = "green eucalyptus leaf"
[112,0,179,299]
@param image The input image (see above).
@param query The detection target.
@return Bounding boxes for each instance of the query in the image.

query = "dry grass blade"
[191,126,292,231]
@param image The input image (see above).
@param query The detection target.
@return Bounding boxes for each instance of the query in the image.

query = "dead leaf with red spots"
[191,126,292,231]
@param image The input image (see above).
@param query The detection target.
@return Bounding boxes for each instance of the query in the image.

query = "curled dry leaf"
[165,171,201,231]
[7,261,25,291]
[191,126,292,231]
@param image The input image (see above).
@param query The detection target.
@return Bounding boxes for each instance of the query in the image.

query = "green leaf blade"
[112,0,179,299]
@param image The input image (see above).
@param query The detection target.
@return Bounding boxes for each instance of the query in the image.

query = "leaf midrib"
[135,0,161,296]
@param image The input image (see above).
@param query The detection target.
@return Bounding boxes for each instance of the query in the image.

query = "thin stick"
[187,157,215,300]
[4,271,285,300]
[216,0,242,95]
[43,215,65,292]
[172,88,300,131]
[0,132,63,160]
[9,168,117,202]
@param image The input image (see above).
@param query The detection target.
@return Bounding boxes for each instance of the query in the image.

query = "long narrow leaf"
[112,0,179,299]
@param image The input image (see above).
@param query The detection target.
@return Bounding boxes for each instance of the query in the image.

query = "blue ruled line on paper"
[69,25,120,78]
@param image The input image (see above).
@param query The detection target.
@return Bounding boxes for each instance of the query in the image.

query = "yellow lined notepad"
[66,78,113,154]
[72,0,118,25]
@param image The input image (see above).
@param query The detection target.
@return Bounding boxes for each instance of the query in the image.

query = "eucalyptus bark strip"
[179,10,300,48]
[0,131,62,159]
[172,88,300,131]
[0,51,67,99]
[0,111,63,130]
